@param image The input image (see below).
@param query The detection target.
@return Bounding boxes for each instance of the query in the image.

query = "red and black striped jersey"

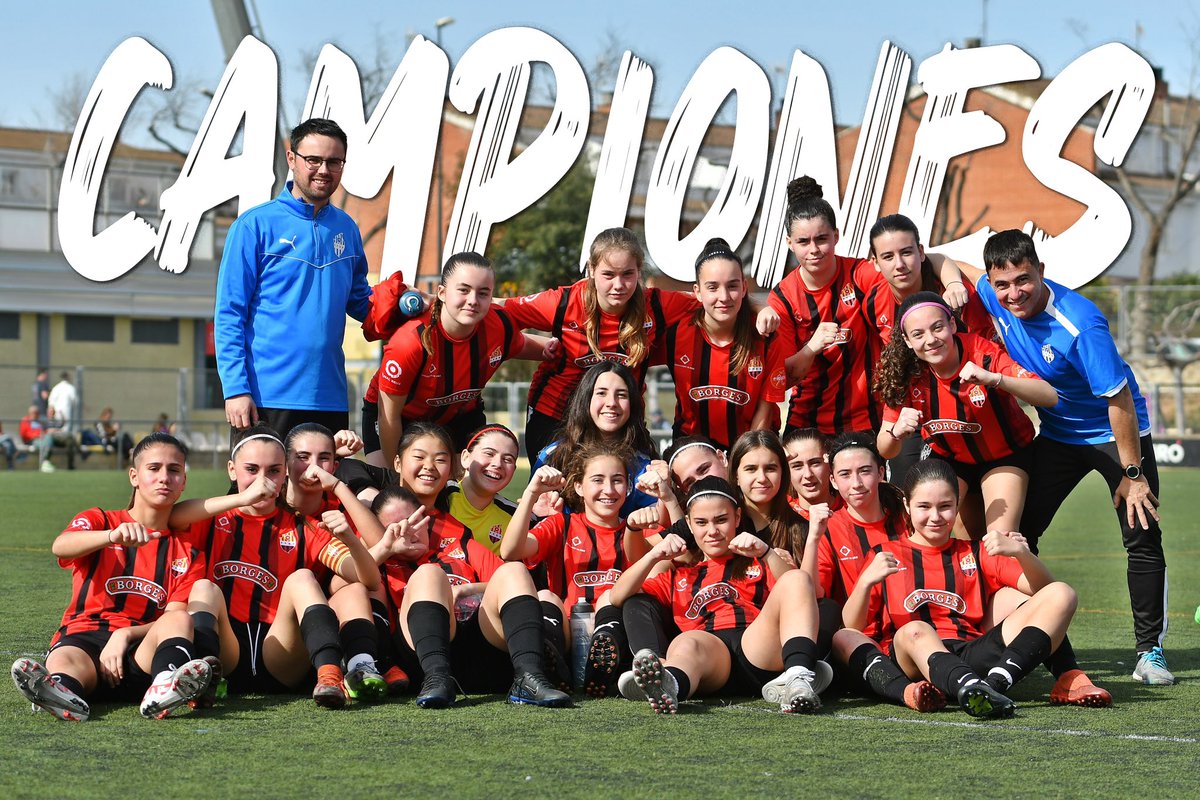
[429,530,505,586]
[870,537,1025,653]
[641,554,776,633]
[815,507,906,605]
[864,279,996,347]
[503,280,697,418]
[768,256,884,433]
[182,507,352,626]
[655,318,787,451]
[380,508,476,608]
[525,512,630,607]
[882,333,1038,463]
[368,306,524,425]
[52,509,201,642]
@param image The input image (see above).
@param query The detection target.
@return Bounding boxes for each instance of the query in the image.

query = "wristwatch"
[1124,463,1142,481]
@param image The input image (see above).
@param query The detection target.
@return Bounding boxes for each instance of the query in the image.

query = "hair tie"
[230,433,284,460]
[668,441,720,469]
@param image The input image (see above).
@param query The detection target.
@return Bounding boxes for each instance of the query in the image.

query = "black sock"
[190,611,220,661]
[815,599,842,659]
[339,618,378,663]
[540,601,567,658]
[988,627,1052,689]
[51,673,86,698]
[592,604,628,655]
[1044,633,1080,678]
[927,651,980,697]
[849,642,911,704]
[666,666,691,700]
[299,604,343,670]
[407,601,451,675]
[370,598,399,671]
[150,637,194,676]
[782,636,817,672]
[621,593,671,657]
[500,595,546,677]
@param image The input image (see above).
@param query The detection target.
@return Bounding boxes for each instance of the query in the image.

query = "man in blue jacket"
[215,118,372,438]
[962,230,1173,687]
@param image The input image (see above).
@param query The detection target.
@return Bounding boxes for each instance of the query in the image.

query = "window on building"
[64,314,115,342]
[131,318,180,345]
[0,312,18,339]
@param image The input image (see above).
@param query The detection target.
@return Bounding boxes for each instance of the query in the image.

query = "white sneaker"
[618,669,645,701]
[1132,647,1176,685]
[11,658,89,721]
[762,665,822,714]
[39,461,55,473]
[139,658,213,719]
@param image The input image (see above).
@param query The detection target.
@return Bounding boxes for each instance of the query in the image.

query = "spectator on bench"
[20,405,80,472]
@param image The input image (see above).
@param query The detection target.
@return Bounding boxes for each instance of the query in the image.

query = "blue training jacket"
[215,183,372,413]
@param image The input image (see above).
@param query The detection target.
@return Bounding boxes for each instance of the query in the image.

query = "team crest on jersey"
[689,386,752,406]
[70,516,91,530]
[278,530,297,553]
[489,346,503,368]
[213,561,279,592]
[333,232,346,257]
[105,576,167,607]
[923,419,983,435]
[383,359,402,380]
[443,545,466,560]
[489,524,504,544]
[685,582,739,619]
[1041,344,1055,363]
[747,358,763,379]
[959,552,978,577]
[968,385,987,408]
[170,557,189,576]
[573,569,623,588]
[839,284,857,307]
[903,589,967,614]
[745,563,762,580]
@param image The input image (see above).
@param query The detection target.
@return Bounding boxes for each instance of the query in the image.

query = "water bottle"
[569,598,595,689]
[399,289,426,317]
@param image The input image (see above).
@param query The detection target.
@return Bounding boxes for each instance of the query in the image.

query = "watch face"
[1125,464,1142,479]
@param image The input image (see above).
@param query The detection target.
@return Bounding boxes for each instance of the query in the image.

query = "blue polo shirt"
[975,275,1149,446]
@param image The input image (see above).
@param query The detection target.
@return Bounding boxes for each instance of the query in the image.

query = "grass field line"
[713,702,1200,744]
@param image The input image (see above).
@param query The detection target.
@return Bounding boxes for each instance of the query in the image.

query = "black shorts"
[886,433,925,485]
[711,628,776,696]
[524,409,561,469]
[225,620,306,695]
[49,629,152,701]
[926,442,1034,493]
[943,625,1008,675]
[362,399,381,455]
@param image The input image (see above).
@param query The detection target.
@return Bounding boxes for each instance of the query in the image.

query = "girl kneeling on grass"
[609,476,831,715]
[11,433,213,721]
[174,425,380,710]
[843,458,1110,717]
[372,424,570,708]
[503,443,652,697]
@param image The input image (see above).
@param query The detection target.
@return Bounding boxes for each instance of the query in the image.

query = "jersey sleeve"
[345,229,373,323]
[465,538,505,582]
[639,570,673,607]
[377,324,425,397]
[980,547,1027,591]
[495,308,527,359]
[502,286,566,331]
[55,508,109,569]
[361,272,411,341]
[654,289,701,325]
[762,335,788,403]
[882,404,901,424]
[815,532,835,598]
[851,256,885,291]
[309,523,353,575]
[526,514,566,567]
[768,280,801,354]
[214,214,261,399]
[1070,323,1130,398]
[980,337,1038,381]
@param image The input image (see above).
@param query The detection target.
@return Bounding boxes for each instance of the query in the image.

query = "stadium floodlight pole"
[435,16,455,270]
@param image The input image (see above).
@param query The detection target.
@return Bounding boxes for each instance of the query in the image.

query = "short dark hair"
[289,118,348,152]
[983,229,1040,272]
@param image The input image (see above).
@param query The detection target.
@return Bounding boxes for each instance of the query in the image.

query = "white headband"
[687,489,738,508]
[668,441,720,469]
[230,433,284,460]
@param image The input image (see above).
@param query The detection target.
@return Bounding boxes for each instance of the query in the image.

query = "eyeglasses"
[291,151,346,171]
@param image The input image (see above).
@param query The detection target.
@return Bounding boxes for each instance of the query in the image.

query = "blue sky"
[5,0,1199,141]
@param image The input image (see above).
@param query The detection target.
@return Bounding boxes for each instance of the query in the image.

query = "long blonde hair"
[582,228,649,367]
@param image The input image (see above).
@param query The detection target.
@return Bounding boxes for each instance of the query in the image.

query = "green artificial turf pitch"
[0,467,1196,799]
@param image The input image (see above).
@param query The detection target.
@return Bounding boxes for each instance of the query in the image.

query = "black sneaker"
[957,680,1017,719]
[508,672,572,708]
[415,671,457,709]
[584,628,620,697]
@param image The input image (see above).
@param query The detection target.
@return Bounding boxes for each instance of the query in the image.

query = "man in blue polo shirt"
[963,229,1172,685]
[215,118,372,438]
